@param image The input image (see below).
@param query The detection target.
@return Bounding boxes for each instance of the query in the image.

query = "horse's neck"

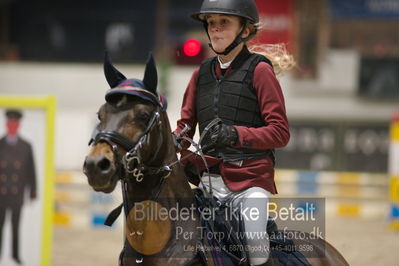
[147,113,175,166]
[124,165,196,205]
[151,112,195,199]
[124,129,196,206]
[122,171,202,264]
[122,112,202,259]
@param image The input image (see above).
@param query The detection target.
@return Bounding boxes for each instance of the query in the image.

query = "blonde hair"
[248,43,295,75]
[245,20,295,75]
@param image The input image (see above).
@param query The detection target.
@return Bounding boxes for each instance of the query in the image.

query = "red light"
[183,39,201,57]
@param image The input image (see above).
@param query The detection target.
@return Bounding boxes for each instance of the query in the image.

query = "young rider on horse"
[173,0,294,265]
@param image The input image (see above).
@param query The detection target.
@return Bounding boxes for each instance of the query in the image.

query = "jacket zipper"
[214,79,221,118]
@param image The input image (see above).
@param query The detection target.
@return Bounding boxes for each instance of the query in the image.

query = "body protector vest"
[196,53,275,162]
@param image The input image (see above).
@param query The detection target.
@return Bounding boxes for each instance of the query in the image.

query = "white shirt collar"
[217,56,233,69]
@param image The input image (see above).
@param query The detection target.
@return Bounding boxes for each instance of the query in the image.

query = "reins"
[94,115,225,223]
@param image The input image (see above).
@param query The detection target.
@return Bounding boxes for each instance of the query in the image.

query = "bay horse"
[83,53,349,266]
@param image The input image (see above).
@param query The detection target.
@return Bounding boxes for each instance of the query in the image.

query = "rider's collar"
[217,56,233,69]
[230,45,251,70]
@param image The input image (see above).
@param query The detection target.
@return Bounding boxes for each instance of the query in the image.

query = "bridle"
[88,112,223,216]
[88,106,174,220]
[88,108,227,265]
[89,108,167,183]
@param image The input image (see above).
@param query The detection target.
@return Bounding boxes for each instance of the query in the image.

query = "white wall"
[0,62,196,170]
[0,49,397,170]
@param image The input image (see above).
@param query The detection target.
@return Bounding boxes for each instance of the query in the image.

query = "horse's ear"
[143,53,158,94]
[104,51,126,88]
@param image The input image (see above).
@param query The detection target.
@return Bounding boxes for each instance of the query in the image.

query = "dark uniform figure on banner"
[0,109,37,265]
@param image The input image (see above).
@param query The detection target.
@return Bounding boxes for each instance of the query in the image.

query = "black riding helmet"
[192,0,259,55]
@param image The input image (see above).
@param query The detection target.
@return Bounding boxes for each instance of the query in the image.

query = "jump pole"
[389,112,399,230]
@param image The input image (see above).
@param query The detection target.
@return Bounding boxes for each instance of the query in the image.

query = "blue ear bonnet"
[103,52,167,111]
[105,79,168,111]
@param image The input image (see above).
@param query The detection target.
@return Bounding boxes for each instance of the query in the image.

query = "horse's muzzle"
[83,155,117,192]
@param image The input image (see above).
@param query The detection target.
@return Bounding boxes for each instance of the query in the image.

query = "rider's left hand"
[209,123,238,148]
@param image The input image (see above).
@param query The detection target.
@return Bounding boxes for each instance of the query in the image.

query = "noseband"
[89,109,164,183]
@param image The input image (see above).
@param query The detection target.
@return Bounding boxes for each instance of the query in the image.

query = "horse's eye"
[138,110,150,121]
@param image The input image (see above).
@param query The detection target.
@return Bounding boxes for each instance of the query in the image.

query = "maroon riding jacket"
[174,52,289,194]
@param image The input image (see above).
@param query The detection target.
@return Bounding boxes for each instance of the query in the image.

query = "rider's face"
[206,14,243,53]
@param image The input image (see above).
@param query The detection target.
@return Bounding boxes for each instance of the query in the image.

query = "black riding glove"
[209,123,238,148]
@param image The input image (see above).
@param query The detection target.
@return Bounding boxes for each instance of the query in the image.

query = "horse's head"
[83,53,169,193]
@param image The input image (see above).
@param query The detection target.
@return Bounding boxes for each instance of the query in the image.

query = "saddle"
[192,188,312,266]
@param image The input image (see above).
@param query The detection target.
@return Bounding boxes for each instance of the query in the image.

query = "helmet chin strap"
[208,33,243,55]
[204,21,254,56]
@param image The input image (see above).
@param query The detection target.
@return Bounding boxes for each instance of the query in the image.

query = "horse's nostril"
[97,158,111,172]
[83,158,95,172]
